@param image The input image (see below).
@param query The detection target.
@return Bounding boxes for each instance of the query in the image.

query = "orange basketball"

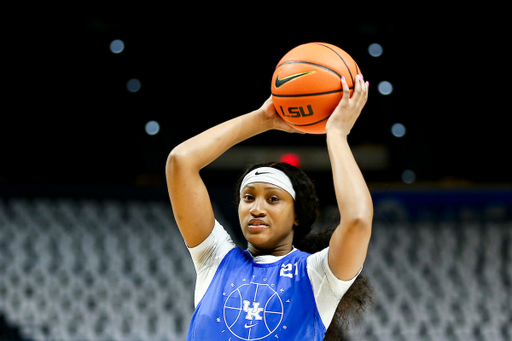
[271,42,361,134]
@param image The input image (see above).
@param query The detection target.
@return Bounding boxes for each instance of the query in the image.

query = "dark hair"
[236,162,374,340]
[235,161,319,245]
[297,226,375,340]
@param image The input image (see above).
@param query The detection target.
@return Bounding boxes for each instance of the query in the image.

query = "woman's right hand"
[259,96,304,134]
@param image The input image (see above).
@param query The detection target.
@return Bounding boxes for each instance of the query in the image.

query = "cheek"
[238,202,251,225]
[238,203,244,221]
[274,204,296,225]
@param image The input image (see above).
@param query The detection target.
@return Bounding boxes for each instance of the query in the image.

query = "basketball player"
[166,74,371,340]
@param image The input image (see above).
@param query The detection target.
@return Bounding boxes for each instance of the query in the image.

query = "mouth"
[248,219,269,230]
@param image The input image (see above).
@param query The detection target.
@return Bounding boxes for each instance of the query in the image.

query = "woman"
[166,74,372,340]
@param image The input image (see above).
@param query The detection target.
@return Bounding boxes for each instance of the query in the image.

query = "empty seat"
[0,197,511,341]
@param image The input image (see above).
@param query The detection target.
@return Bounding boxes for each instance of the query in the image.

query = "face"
[238,182,297,253]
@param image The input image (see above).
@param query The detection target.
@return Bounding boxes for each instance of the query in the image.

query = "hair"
[235,162,375,340]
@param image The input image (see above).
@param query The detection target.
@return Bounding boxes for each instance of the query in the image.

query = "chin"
[245,233,273,249]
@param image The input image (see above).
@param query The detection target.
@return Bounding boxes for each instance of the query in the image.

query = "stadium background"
[1,6,510,341]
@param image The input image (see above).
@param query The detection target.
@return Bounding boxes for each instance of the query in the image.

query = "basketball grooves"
[276,60,342,78]
[271,44,355,98]
[271,89,345,98]
[317,43,356,85]
[286,115,330,127]
[270,60,353,97]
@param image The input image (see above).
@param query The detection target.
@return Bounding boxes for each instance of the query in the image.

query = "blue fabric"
[186,247,326,340]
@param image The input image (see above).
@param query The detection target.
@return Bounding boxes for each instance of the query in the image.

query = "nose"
[249,197,266,217]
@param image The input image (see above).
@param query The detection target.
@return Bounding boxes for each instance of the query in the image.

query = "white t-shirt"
[188,220,361,328]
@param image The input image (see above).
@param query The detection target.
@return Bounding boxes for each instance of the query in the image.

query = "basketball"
[271,42,361,134]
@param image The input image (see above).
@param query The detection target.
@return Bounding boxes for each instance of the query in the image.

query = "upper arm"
[166,149,215,248]
[328,218,372,281]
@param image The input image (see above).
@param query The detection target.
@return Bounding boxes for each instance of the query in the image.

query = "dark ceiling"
[1,7,508,188]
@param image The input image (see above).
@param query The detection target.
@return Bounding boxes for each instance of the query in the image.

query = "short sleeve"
[306,247,362,328]
[187,220,236,306]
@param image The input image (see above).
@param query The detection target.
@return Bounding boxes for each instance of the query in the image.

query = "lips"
[248,219,269,230]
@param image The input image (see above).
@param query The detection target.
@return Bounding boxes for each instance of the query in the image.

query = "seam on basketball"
[286,116,331,127]
[276,61,342,79]
[317,43,355,85]
[271,88,353,98]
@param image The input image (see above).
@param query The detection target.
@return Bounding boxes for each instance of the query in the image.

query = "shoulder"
[306,247,328,271]
[189,220,237,307]
[305,247,362,328]
[188,220,236,272]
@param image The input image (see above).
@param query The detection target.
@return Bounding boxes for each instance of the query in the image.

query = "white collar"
[249,247,298,264]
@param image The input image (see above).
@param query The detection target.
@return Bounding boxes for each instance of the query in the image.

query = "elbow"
[166,144,202,176]
[331,211,373,251]
[350,216,373,232]
[166,146,188,174]
[344,208,373,233]
[167,146,181,163]
[166,148,179,170]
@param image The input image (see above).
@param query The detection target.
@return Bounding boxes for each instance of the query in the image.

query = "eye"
[243,193,254,201]
[268,196,279,203]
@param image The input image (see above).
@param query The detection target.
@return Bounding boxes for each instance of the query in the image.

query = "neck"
[247,243,293,257]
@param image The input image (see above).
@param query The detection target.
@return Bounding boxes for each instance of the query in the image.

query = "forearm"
[166,108,273,247]
[168,109,273,170]
[323,74,371,280]
[326,127,373,227]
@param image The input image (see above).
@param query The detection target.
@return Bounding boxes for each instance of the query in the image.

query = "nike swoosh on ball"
[275,71,315,88]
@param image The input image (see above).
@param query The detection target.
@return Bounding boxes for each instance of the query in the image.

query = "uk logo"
[223,282,284,340]
[243,301,263,320]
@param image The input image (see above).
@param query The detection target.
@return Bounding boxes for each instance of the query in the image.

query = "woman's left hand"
[326,74,369,136]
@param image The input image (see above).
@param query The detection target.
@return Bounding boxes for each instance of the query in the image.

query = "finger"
[358,74,367,102]
[352,74,363,102]
[360,74,369,100]
[340,76,350,106]
[359,74,369,102]
[357,77,369,108]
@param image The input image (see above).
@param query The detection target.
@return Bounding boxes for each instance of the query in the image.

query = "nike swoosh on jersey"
[244,323,258,328]
[275,71,316,88]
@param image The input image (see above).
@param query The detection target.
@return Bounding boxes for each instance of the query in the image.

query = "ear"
[293,215,299,227]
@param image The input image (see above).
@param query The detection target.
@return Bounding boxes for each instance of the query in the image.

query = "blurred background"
[1,5,510,341]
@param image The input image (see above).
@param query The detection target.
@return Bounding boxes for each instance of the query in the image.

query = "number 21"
[280,263,298,278]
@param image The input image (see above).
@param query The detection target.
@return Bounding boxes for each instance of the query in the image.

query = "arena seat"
[0,197,511,341]
[0,197,201,341]
[345,215,512,341]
